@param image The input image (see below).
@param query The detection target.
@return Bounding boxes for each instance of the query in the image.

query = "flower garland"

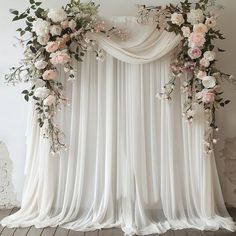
[137,0,235,156]
[6,0,127,154]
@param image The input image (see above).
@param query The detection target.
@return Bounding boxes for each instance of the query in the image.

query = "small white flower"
[171,13,185,26]
[187,9,205,25]
[35,60,48,69]
[204,51,216,61]
[34,87,50,99]
[96,50,105,62]
[50,25,62,36]
[181,26,191,37]
[37,34,50,45]
[68,20,77,31]
[48,9,67,23]
[32,18,50,36]
[202,76,216,88]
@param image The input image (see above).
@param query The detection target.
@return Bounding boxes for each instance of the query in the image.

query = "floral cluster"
[138,0,235,155]
[6,0,127,154]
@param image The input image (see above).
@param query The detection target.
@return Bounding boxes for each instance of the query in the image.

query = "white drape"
[1,17,235,235]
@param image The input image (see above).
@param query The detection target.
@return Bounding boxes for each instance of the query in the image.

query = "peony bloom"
[50,25,62,36]
[34,87,50,99]
[181,26,191,37]
[37,35,50,45]
[48,9,67,23]
[171,13,185,26]
[202,76,216,88]
[42,69,57,80]
[188,32,206,47]
[61,20,69,29]
[203,51,216,61]
[200,58,210,67]
[68,20,77,31]
[50,50,70,65]
[193,23,208,35]
[187,9,205,25]
[188,47,202,59]
[196,70,207,79]
[45,41,59,53]
[205,17,217,28]
[43,95,56,106]
[35,60,48,70]
[32,18,50,36]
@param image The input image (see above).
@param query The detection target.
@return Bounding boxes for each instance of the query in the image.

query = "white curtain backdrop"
[1,17,235,235]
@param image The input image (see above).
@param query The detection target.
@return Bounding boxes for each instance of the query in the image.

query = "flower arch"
[6,0,235,155]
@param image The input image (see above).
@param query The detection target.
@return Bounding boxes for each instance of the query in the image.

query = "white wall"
[0,0,235,203]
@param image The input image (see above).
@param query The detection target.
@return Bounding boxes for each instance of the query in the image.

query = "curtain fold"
[1,16,235,235]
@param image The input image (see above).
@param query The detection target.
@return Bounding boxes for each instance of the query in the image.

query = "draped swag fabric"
[1,17,236,235]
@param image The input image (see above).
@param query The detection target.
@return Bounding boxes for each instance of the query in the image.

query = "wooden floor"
[0,208,236,236]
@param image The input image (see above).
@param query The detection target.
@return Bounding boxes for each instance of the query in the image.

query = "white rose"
[68,20,77,31]
[48,9,67,23]
[35,60,48,69]
[50,25,62,36]
[202,76,216,88]
[37,34,50,45]
[32,18,50,36]
[34,87,50,99]
[204,51,216,62]
[43,95,56,106]
[171,13,185,26]
[187,9,205,25]
[205,17,217,28]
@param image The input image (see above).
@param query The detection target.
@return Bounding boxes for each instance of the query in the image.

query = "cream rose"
[171,13,185,26]
[193,23,208,34]
[200,58,210,67]
[203,51,216,62]
[45,41,59,53]
[50,25,62,36]
[37,35,50,45]
[187,9,205,25]
[42,69,57,80]
[196,70,207,79]
[34,87,50,99]
[181,26,191,37]
[202,76,216,88]
[205,17,217,28]
[32,18,50,36]
[48,9,67,23]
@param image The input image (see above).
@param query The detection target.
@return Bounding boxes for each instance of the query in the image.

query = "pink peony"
[42,69,57,80]
[202,91,215,103]
[188,47,202,59]
[45,41,59,53]
[200,58,210,67]
[188,32,206,47]
[50,50,70,65]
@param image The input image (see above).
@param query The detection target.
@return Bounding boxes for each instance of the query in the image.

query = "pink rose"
[43,95,56,106]
[45,41,59,53]
[188,32,206,47]
[202,91,215,103]
[200,58,210,67]
[197,89,215,103]
[188,47,202,59]
[50,50,70,65]
[42,69,57,80]
[196,70,207,79]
